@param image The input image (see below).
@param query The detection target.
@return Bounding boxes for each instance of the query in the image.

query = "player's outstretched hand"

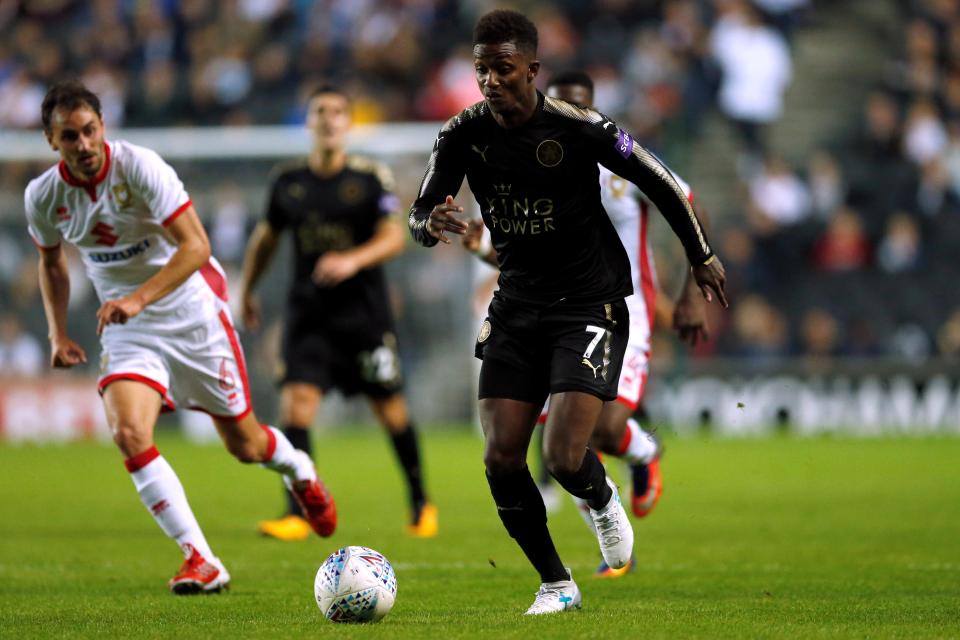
[427,195,467,244]
[96,295,145,336]
[241,291,261,331]
[673,289,709,346]
[692,257,728,309]
[50,335,87,368]
[313,252,360,287]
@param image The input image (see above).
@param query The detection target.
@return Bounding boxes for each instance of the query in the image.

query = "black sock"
[549,448,612,511]
[283,425,312,517]
[389,423,427,515]
[486,466,568,583]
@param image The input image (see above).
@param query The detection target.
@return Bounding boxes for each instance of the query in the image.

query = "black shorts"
[475,293,629,406]
[280,323,403,398]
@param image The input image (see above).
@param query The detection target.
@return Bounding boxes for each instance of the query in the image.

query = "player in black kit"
[408,11,727,614]
[240,85,437,540]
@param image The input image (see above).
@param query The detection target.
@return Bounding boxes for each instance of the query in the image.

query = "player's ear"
[44,130,57,152]
[528,60,540,81]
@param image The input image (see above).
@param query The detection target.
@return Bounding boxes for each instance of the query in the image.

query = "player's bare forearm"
[348,218,405,269]
[239,221,280,297]
[37,245,71,340]
[38,246,87,366]
[653,287,674,330]
[129,208,211,308]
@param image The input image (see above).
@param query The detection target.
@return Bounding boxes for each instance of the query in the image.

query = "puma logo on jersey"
[581,358,602,379]
[91,222,118,246]
[471,144,490,163]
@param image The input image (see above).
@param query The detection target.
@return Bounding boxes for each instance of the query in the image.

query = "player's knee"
[542,446,583,477]
[590,420,622,455]
[224,436,263,464]
[483,444,525,475]
[111,422,150,456]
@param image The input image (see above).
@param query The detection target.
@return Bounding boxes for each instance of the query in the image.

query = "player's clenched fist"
[50,335,87,368]
[96,295,145,335]
[426,195,468,244]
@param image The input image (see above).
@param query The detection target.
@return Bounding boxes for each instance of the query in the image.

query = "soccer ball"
[314,546,397,623]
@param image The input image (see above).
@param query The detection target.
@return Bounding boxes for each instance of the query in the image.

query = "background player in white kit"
[464,70,710,575]
[24,81,337,594]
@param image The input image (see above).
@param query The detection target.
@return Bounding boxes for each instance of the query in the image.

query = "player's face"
[546,83,594,109]
[46,105,106,179]
[473,42,540,117]
[307,93,351,151]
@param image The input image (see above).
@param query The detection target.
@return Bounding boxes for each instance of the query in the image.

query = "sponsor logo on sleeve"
[615,129,634,159]
[378,193,400,213]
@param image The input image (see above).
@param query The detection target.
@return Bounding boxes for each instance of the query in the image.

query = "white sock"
[127,448,215,560]
[617,418,658,465]
[260,425,316,482]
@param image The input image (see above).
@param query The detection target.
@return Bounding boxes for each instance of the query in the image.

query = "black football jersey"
[266,156,400,327]
[409,92,712,306]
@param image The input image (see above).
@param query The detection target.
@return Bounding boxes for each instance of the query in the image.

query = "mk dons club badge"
[536,139,563,167]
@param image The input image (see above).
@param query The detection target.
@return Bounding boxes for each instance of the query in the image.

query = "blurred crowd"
[6,0,960,381]
[705,0,960,367]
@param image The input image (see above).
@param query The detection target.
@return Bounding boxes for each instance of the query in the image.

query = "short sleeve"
[125,144,192,226]
[264,175,288,231]
[24,182,61,249]
[373,162,401,220]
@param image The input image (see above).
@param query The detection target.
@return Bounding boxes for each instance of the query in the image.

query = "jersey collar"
[58,141,112,202]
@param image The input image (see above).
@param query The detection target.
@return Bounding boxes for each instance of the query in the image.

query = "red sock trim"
[125,446,160,473]
[261,425,276,461]
[617,425,632,456]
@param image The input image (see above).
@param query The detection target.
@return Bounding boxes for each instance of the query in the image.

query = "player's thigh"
[280,326,334,395]
[545,300,630,401]
[166,308,254,421]
[101,380,163,457]
[368,393,409,433]
[280,382,323,426]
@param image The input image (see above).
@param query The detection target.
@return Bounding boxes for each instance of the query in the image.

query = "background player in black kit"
[240,85,437,540]
[409,10,727,614]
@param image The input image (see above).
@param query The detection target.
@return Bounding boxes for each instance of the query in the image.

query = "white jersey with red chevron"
[599,163,693,408]
[24,139,227,332]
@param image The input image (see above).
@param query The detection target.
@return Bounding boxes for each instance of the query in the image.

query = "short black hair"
[473,9,538,55]
[547,70,594,94]
[41,80,102,134]
[307,83,348,103]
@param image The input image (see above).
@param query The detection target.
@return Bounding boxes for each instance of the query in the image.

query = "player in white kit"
[24,81,337,594]
[464,71,710,576]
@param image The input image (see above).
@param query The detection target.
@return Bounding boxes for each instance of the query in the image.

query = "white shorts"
[96,305,252,420]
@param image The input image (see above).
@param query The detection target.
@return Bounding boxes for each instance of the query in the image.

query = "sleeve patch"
[615,129,634,159]
[378,193,400,215]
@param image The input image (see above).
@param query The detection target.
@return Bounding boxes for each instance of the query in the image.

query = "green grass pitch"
[1,429,958,638]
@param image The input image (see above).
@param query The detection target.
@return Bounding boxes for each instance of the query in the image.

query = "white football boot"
[589,476,634,570]
[524,569,582,615]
